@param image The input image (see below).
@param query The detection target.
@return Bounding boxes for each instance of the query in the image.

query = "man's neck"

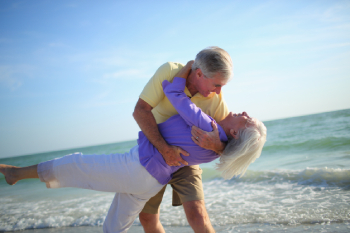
[186,71,198,96]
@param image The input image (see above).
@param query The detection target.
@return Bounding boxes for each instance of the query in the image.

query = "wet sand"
[5,223,350,233]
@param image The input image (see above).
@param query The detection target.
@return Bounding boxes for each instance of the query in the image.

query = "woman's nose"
[242,111,250,118]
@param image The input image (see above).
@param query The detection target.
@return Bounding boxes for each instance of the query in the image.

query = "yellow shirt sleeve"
[140,62,184,108]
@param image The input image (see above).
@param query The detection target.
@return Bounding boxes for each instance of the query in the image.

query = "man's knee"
[139,212,165,233]
[183,200,212,228]
[139,212,159,226]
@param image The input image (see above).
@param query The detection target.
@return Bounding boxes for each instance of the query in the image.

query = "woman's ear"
[230,129,239,139]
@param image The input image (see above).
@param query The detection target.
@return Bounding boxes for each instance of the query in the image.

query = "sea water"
[1,109,349,232]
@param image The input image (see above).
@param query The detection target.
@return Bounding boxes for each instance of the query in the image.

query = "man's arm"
[133,98,189,166]
[133,61,194,166]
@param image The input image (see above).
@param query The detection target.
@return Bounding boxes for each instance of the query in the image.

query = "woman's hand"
[191,121,226,155]
[175,60,194,79]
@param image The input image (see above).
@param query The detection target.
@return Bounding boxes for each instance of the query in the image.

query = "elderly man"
[133,46,233,233]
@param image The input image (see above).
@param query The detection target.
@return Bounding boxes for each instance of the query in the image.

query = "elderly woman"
[0,76,266,233]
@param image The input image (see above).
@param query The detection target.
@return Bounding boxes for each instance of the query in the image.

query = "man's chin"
[201,92,210,97]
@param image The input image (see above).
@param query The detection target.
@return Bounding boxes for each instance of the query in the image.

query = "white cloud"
[48,42,67,47]
[103,69,148,79]
[320,3,350,23]
[0,64,38,91]
[82,90,136,108]
[0,66,22,90]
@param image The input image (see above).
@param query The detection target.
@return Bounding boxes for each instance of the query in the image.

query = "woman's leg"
[1,146,162,194]
[1,147,141,190]
[0,164,38,185]
[1,147,165,233]
[103,193,150,233]
[37,146,146,191]
[101,149,165,233]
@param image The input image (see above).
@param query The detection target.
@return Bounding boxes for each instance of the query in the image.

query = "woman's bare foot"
[0,164,19,185]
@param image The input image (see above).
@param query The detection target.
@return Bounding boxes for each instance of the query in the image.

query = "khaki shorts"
[141,165,204,214]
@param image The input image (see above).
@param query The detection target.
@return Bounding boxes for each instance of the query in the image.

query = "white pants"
[38,145,164,233]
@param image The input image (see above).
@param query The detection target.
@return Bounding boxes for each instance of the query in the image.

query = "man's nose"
[215,86,222,94]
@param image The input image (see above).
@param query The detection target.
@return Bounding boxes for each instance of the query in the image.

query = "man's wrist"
[158,143,171,156]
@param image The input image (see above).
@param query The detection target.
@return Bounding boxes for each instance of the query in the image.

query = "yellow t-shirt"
[140,62,229,124]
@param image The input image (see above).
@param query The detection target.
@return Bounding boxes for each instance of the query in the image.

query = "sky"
[0,0,349,158]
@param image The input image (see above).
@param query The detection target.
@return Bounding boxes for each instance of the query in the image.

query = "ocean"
[1,109,350,233]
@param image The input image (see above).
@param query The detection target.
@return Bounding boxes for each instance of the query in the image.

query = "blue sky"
[1,0,349,158]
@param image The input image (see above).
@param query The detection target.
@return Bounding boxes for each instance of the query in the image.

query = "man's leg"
[170,166,215,233]
[183,200,215,233]
[139,186,166,233]
[139,212,165,233]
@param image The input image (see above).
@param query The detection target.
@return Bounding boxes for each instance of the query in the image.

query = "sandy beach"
[4,223,350,233]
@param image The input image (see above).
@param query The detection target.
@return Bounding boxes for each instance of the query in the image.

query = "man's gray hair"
[192,46,233,81]
[216,119,267,180]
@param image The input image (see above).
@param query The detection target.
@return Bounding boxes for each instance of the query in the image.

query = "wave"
[203,167,350,188]
[1,167,349,232]
[2,166,349,189]
[263,136,350,154]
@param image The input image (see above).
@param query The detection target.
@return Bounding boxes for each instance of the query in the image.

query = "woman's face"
[227,112,255,136]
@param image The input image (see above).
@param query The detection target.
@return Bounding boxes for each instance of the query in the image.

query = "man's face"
[195,70,228,97]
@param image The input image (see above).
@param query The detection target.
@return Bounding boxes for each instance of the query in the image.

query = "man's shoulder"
[152,62,185,82]
[168,61,184,69]
[158,62,184,73]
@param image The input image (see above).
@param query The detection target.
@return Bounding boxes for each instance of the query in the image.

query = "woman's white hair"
[192,46,233,81]
[216,119,267,180]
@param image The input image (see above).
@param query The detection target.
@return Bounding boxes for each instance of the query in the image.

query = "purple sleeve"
[162,77,213,132]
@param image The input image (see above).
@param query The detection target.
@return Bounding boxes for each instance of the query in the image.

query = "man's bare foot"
[0,164,19,185]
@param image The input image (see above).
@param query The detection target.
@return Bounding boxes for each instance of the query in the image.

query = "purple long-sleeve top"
[138,77,228,185]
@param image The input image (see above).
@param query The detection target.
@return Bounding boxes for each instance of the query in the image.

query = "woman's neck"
[218,119,230,138]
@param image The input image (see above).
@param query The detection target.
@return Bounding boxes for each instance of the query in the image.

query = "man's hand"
[133,98,190,167]
[160,145,189,166]
[191,121,226,155]
[175,60,194,79]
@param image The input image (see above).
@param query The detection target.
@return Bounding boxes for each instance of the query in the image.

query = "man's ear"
[230,129,239,139]
[195,68,204,79]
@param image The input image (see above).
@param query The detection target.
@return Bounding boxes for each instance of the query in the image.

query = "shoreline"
[2,222,350,233]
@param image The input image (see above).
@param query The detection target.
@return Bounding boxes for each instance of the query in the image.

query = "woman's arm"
[162,77,213,132]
